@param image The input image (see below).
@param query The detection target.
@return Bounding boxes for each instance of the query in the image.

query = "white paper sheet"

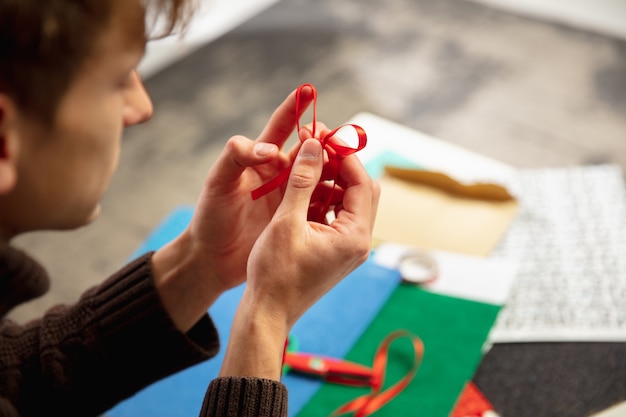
[373,243,518,306]
[487,164,626,342]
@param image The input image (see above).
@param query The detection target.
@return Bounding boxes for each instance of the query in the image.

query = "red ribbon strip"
[250,84,367,218]
[331,330,425,417]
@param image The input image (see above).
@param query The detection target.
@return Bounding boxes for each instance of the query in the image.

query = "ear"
[0,94,19,195]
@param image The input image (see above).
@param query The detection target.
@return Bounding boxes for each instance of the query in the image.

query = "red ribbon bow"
[251,84,367,218]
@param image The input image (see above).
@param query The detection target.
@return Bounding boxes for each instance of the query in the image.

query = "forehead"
[88,0,147,66]
[112,0,147,46]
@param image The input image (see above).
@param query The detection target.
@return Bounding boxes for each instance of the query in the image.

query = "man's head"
[0,0,192,124]
[0,0,194,240]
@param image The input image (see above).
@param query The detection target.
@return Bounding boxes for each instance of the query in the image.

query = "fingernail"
[299,139,321,160]
[254,142,276,156]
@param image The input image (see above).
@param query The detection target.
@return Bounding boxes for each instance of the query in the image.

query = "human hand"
[151,86,315,331]
[219,136,380,380]
[246,137,380,327]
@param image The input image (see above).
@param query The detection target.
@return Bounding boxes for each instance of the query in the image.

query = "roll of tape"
[398,250,438,285]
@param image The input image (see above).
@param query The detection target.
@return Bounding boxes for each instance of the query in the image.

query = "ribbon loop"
[331,330,424,417]
[251,84,367,218]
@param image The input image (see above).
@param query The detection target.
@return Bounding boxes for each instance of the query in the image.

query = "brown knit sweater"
[0,245,287,417]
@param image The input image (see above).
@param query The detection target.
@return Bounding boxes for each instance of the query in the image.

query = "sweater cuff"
[201,377,288,417]
[92,252,219,381]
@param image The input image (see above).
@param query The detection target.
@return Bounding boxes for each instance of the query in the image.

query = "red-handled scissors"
[283,351,374,387]
[282,331,424,417]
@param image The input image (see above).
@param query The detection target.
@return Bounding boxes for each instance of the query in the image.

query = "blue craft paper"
[106,206,401,417]
[363,149,420,179]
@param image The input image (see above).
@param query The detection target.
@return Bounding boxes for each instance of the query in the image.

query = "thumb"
[277,139,323,218]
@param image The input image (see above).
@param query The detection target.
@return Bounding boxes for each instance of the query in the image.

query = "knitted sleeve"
[0,251,219,417]
[201,377,288,417]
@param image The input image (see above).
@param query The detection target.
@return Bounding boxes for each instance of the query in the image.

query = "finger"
[256,85,315,148]
[300,122,330,140]
[290,126,314,162]
[299,126,313,140]
[310,184,347,224]
[283,124,324,165]
[311,182,345,207]
[369,180,381,230]
[210,135,280,182]
[332,153,376,229]
[306,183,345,224]
[275,139,323,221]
[285,130,329,167]
[307,201,329,225]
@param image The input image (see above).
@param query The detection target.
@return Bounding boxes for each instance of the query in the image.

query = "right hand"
[247,138,379,327]
[219,135,380,380]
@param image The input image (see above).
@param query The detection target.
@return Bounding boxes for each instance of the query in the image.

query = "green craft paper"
[295,285,500,417]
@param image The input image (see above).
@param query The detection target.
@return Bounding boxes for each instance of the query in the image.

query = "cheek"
[79,100,124,162]
[58,110,124,200]
[62,130,121,225]
[88,128,123,190]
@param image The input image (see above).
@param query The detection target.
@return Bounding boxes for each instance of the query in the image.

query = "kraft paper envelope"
[374,166,519,257]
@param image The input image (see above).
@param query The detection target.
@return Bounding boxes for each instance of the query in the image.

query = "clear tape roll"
[397,250,438,285]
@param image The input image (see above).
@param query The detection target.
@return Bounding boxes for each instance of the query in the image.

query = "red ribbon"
[251,84,367,218]
[331,330,425,417]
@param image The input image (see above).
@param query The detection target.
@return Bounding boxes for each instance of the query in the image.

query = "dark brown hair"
[0,0,194,124]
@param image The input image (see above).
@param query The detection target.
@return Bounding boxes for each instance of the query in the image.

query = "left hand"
[185,86,315,291]
[151,86,315,331]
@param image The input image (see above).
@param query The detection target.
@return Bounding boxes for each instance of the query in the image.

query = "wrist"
[219,289,290,380]
[151,230,226,332]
